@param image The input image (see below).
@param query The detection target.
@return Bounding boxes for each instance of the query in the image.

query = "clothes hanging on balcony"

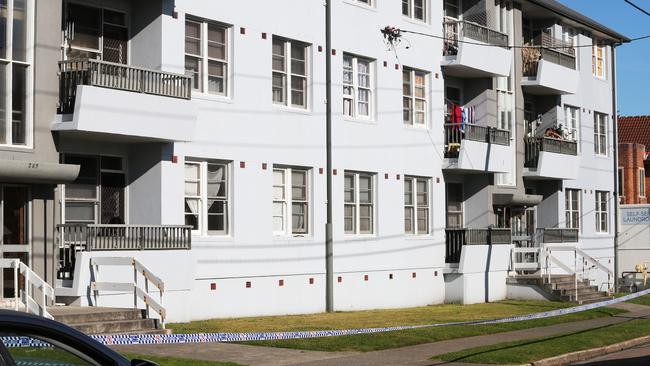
[451,104,462,129]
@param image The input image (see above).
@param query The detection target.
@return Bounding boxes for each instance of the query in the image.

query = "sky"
[558,0,649,116]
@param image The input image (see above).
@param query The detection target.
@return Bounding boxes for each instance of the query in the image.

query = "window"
[444,0,460,18]
[184,161,229,235]
[405,176,430,234]
[594,112,608,156]
[640,168,646,198]
[185,18,228,95]
[1,334,94,365]
[565,105,580,148]
[63,3,128,64]
[344,172,374,235]
[343,54,373,119]
[618,167,624,200]
[595,191,609,233]
[272,37,308,108]
[592,40,606,78]
[0,0,33,146]
[402,0,426,22]
[403,68,427,126]
[273,167,310,236]
[565,189,580,229]
[446,183,463,229]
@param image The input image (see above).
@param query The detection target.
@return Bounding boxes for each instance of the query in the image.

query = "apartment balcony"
[53,59,197,142]
[443,123,512,173]
[538,228,579,244]
[445,228,512,263]
[442,18,512,78]
[56,224,192,282]
[523,136,579,180]
[521,34,578,95]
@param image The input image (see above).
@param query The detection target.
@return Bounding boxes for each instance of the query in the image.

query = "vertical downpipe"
[325,0,334,313]
[612,45,620,292]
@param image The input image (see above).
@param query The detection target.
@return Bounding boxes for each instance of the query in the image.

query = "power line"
[382,26,648,51]
[624,0,650,16]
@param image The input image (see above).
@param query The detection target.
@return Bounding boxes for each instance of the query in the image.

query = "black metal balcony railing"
[522,33,576,77]
[445,228,512,263]
[539,228,579,243]
[524,136,578,168]
[56,224,192,280]
[443,17,509,56]
[444,123,511,158]
[58,59,192,114]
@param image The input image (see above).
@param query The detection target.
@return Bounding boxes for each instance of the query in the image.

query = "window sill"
[343,116,376,125]
[192,234,234,242]
[273,235,314,243]
[402,16,429,27]
[594,154,610,160]
[344,234,377,240]
[342,0,377,12]
[405,234,433,240]
[273,105,312,115]
[403,123,430,131]
[192,93,233,104]
[0,144,33,152]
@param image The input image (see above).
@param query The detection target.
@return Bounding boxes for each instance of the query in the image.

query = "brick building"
[618,116,650,204]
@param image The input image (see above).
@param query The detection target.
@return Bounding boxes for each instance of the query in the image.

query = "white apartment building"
[0,0,627,323]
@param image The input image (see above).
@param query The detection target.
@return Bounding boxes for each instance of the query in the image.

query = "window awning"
[493,193,543,207]
[0,159,80,184]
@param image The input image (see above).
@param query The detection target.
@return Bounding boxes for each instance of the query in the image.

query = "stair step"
[51,307,145,325]
[71,318,157,335]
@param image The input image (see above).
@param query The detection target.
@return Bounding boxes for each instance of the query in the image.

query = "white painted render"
[521,59,579,95]
[54,0,620,320]
[441,39,513,78]
[523,151,580,180]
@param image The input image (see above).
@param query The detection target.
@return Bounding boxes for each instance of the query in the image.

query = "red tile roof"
[618,116,650,150]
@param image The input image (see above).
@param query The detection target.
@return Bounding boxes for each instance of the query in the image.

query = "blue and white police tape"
[91,288,650,346]
[3,288,650,348]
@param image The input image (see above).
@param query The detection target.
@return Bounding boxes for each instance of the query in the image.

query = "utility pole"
[325,0,334,313]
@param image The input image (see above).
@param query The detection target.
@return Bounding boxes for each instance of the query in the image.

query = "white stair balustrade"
[0,259,55,319]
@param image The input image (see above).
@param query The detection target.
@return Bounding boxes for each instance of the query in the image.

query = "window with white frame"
[565,189,580,229]
[592,40,606,78]
[403,67,427,126]
[565,105,580,148]
[184,161,229,235]
[640,168,646,198]
[446,183,463,229]
[185,18,228,95]
[0,0,33,146]
[272,37,308,109]
[594,112,608,156]
[344,172,375,235]
[404,176,430,234]
[618,167,625,203]
[595,191,609,233]
[273,167,310,236]
[402,0,426,22]
[343,54,373,119]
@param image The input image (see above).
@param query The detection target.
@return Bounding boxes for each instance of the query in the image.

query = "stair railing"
[0,259,55,319]
[544,245,579,302]
[575,247,614,294]
[90,257,166,329]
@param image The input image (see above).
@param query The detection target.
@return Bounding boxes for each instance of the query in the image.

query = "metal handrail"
[443,17,509,56]
[90,257,166,328]
[540,228,579,243]
[524,137,578,168]
[444,123,511,158]
[0,259,55,319]
[522,33,576,76]
[58,59,192,114]
[445,228,513,263]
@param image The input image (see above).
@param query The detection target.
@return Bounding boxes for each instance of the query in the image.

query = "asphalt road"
[572,342,650,365]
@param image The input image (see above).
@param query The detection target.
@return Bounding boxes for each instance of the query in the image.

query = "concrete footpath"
[112,302,650,366]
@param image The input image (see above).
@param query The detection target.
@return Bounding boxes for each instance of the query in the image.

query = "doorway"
[1,186,30,299]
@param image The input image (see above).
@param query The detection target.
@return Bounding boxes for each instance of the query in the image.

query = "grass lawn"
[617,292,650,306]
[436,318,650,365]
[169,301,625,352]
[125,354,242,366]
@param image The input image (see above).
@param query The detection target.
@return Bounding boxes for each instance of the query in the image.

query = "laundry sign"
[621,207,650,225]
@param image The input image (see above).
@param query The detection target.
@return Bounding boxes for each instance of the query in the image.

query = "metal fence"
[445,228,512,263]
[443,17,509,56]
[444,123,511,158]
[522,33,576,77]
[58,59,192,114]
[540,228,579,243]
[524,137,578,168]
[57,224,192,280]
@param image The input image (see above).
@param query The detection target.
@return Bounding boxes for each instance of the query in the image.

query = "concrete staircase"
[49,307,169,335]
[509,275,611,304]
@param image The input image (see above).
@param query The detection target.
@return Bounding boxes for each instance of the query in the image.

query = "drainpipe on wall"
[612,43,620,291]
[325,0,334,313]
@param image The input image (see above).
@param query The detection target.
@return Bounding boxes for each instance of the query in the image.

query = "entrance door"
[1,186,30,299]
